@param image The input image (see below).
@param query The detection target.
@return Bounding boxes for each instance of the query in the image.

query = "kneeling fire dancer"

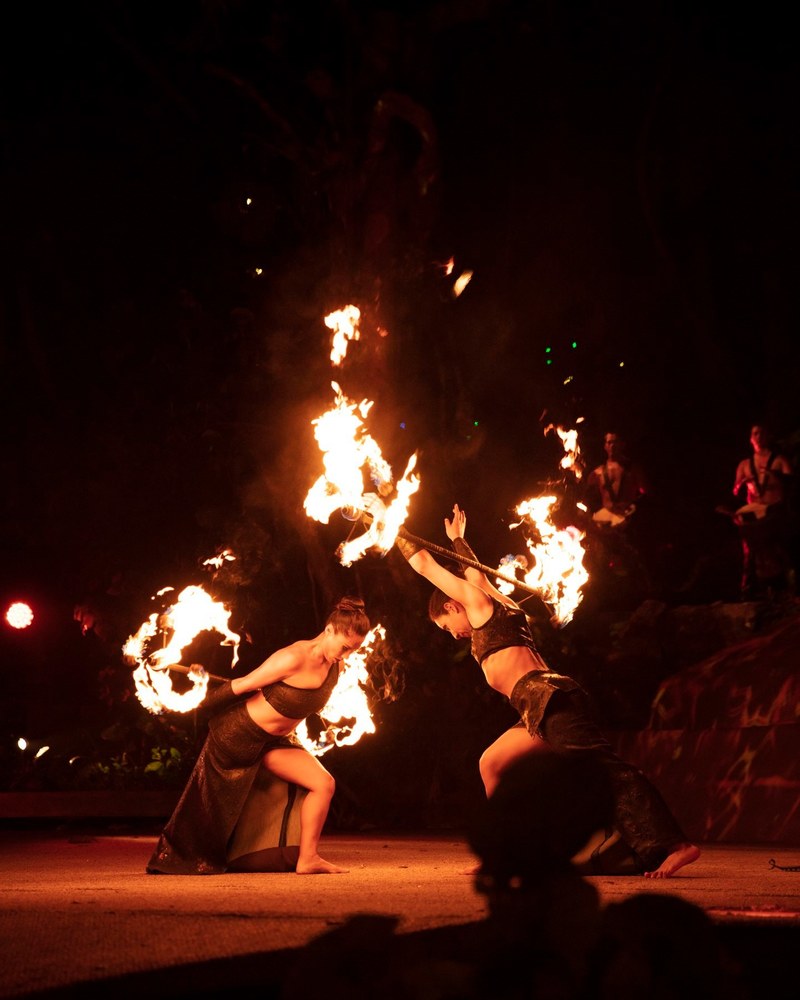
[395,505,699,879]
[147,597,370,875]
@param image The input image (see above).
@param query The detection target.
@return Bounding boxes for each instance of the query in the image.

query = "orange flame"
[494,423,588,624]
[502,496,588,625]
[544,423,583,480]
[295,624,385,756]
[326,305,361,365]
[202,550,235,570]
[304,381,420,565]
[453,270,473,297]
[124,585,240,714]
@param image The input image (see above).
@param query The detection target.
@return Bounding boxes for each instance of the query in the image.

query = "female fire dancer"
[395,506,700,879]
[146,597,370,875]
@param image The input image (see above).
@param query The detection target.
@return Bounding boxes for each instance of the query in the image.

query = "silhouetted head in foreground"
[468,751,615,895]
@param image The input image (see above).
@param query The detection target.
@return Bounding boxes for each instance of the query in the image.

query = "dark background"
[1,1,798,826]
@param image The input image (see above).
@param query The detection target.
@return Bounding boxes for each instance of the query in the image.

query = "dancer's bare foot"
[295,855,348,874]
[644,843,700,879]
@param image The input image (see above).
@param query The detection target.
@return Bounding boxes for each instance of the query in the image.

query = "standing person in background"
[586,431,648,526]
[395,505,699,878]
[732,423,794,600]
[583,430,654,602]
[147,597,370,875]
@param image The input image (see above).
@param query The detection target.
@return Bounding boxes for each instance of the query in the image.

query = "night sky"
[2,3,798,803]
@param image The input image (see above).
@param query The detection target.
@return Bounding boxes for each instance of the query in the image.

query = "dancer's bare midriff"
[481,646,549,698]
[482,646,701,880]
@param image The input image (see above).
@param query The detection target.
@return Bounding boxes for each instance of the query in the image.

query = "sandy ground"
[1,830,799,998]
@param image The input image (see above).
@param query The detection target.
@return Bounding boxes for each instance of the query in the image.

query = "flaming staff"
[502,496,588,625]
[493,423,588,625]
[304,381,420,565]
[392,526,532,594]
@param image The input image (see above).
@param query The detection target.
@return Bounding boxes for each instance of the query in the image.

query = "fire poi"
[125,579,385,757]
[123,585,241,715]
[295,624,385,755]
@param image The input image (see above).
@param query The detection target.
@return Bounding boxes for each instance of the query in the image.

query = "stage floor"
[1,829,798,998]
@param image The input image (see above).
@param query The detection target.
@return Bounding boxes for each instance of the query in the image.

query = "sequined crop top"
[260,661,339,719]
[471,598,538,666]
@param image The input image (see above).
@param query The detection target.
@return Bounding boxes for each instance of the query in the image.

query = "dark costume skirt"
[227,769,308,873]
[147,702,306,875]
[509,671,689,873]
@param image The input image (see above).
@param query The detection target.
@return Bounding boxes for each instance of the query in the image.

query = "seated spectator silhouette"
[465,753,614,998]
[587,893,746,1000]
[466,750,743,1000]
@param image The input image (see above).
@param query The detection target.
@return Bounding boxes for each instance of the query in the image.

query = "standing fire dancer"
[147,597,370,875]
[395,505,699,878]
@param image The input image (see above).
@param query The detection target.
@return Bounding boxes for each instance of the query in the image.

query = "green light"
[546,359,553,365]
[571,340,577,349]
[473,420,479,427]
[545,346,552,354]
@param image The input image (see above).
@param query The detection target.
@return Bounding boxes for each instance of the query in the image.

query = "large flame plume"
[501,496,588,626]
[124,585,240,714]
[296,624,385,756]
[304,381,420,565]
[495,424,588,625]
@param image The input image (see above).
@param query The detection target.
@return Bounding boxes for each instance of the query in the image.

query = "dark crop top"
[471,598,538,666]
[260,661,340,719]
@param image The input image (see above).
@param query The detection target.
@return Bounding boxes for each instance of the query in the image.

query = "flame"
[502,495,588,626]
[304,382,420,565]
[544,423,583,480]
[493,423,588,624]
[124,585,240,714]
[326,305,361,365]
[295,624,385,756]
[453,269,473,297]
[202,550,235,570]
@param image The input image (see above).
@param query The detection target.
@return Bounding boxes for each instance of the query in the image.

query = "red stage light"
[5,602,34,629]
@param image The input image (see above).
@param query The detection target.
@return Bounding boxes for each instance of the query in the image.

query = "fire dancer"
[395,506,700,878]
[146,597,370,875]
